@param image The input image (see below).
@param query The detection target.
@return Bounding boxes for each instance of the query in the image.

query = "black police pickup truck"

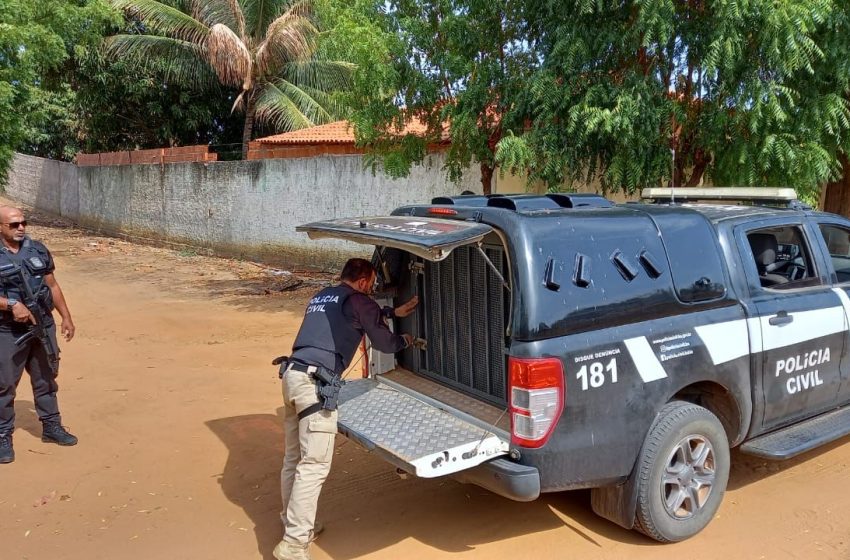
[297,187,850,542]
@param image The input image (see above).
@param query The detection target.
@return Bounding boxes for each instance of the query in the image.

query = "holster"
[278,359,344,421]
[311,367,343,412]
[272,355,290,379]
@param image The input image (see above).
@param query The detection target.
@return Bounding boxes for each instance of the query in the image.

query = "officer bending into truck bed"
[273,257,418,560]
[0,206,77,464]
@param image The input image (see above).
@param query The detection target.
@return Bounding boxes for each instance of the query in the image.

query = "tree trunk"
[241,90,256,160]
[480,162,493,195]
[824,154,850,217]
[684,149,711,188]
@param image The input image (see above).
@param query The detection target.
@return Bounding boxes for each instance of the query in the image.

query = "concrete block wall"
[6,152,481,269]
[6,154,78,217]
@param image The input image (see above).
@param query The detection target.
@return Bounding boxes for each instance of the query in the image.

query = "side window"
[818,224,850,283]
[746,225,821,290]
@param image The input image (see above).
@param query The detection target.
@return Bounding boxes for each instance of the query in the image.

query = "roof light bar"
[641,187,798,203]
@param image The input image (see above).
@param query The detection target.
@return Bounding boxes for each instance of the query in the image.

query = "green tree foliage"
[343,1,850,196]
[0,0,117,183]
[18,85,79,161]
[331,0,534,193]
[2,1,241,169]
[71,46,245,156]
[499,0,850,195]
[106,0,355,156]
[805,4,850,211]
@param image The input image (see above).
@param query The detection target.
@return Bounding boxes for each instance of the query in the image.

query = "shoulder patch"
[28,256,46,269]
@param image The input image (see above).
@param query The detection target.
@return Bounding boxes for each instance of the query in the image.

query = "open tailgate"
[338,377,509,478]
[296,216,493,261]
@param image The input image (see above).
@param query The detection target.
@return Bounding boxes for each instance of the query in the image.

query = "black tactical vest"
[291,284,363,373]
[0,237,55,314]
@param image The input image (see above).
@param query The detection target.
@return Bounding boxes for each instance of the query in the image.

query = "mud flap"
[337,378,509,478]
[590,474,639,530]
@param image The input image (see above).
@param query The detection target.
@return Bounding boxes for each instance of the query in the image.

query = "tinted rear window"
[652,212,727,302]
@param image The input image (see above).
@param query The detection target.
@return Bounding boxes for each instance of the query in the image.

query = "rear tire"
[634,400,730,542]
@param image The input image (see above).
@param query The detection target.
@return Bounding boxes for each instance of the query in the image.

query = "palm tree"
[107,0,353,157]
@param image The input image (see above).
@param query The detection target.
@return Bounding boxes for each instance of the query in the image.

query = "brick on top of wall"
[130,149,163,164]
[162,154,198,163]
[245,142,447,161]
[168,145,207,156]
[75,153,100,166]
[75,145,212,166]
[246,143,366,160]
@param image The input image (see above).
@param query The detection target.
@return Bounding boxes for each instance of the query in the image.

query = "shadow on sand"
[13,399,43,438]
[206,409,659,559]
[206,411,287,560]
[206,405,850,559]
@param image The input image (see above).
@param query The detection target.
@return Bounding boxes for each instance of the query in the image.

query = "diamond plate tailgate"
[338,378,509,478]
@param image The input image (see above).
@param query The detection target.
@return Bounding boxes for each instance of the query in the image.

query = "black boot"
[0,433,13,463]
[42,422,78,446]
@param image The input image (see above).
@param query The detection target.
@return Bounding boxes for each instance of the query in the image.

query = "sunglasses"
[2,221,27,229]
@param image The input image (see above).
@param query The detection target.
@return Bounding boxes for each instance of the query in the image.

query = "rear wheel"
[634,401,730,542]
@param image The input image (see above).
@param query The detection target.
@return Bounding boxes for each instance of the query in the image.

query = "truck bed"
[380,368,511,432]
[337,367,511,478]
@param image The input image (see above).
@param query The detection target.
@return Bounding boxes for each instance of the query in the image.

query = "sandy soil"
[1,198,848,560]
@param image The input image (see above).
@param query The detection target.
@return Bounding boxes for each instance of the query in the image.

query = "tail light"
[508,357,565,448]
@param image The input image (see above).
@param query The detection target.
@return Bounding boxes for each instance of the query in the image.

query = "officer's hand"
[61,318,75,341]
[11,302,34,324]
[394,295,419,318]
[401,333,414,348]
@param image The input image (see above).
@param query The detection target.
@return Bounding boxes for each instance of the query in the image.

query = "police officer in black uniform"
[274,257,418,560]
[0,206,77,464]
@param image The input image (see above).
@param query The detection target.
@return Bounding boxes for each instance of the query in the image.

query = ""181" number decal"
[576,358,618,391]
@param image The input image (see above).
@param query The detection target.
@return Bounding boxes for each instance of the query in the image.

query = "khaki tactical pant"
[280,365,337,546]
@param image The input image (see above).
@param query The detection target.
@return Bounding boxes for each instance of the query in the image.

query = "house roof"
[254,119,450,145]
[256,121,355,145]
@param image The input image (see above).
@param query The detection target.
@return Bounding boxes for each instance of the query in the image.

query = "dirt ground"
[1,198,849,560]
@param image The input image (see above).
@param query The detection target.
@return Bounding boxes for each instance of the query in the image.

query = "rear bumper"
[451,457,540,502]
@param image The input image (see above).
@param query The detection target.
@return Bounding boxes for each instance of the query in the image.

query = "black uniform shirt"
[0,237,55,326]
[291,285,407,373]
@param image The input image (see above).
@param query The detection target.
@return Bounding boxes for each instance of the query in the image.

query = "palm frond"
[232,90,247,114]
[294,85,348,119]
[281,60,355,93]
[243,0,313,41]
[255,80,330,131]
[110,0,209,44]
[255,3,318,78]
[186,0,237,30]
[206,23,253,90]
[225,0,247,40]
[105,34,219,90]
[242,0,281,41]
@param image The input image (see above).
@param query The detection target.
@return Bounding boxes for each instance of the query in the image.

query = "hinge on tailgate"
[466,210,483,223]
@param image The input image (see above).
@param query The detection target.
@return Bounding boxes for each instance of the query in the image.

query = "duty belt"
[273,355,343,420]
[291,363,343,421]
[287,362,319,376]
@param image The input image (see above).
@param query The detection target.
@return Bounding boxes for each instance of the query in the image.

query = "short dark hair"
[341,258,375,282]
